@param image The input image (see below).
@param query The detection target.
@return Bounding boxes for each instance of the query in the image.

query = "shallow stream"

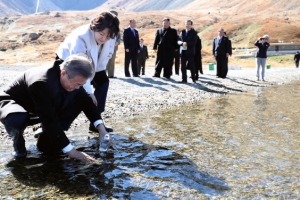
[0,80,299,199]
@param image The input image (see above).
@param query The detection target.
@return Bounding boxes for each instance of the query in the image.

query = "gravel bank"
[1,64,300,138]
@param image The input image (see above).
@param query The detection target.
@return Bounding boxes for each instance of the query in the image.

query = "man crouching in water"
[0,54,110,161]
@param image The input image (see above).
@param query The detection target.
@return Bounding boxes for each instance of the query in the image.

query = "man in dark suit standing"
[212,28,230,78]
[194,35,203,79]
[224,32,232,57]
[174,28,181,75]
[153,18,178,79]
[123,19,140,77]
[178,20,197,83]
[137,38,149,75]
[294,51,300,68]
[0,54,109,161]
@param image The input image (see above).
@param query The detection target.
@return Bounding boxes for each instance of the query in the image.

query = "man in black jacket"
[178,20,197,83]
[137,38,149,75]
[224,32,232,57]
[123,19,140,77]
[0,54,108,161]
[194,35,203,79]
[294,51,300,68]
[212,28,230,78]
[187,35,203,79]
[174,28,181,75]
[153,18,178,79]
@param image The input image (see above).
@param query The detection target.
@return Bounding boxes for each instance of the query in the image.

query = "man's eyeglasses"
[66,73,85,88]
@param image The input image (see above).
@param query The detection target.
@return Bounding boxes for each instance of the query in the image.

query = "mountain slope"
[2,0,300,17]
[0,0,107,17]
[100,0,300,14]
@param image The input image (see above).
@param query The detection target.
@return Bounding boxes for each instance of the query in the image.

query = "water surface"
[0,80,299,199]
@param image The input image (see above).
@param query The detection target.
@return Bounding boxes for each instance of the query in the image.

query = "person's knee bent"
[4,113,29,130]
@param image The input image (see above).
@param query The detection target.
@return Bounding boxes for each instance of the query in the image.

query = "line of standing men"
[121,18,231,82]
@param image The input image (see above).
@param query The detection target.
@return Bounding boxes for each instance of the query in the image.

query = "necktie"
[218,36,222,43]
[185,31,188,37]
[131,29,135,37]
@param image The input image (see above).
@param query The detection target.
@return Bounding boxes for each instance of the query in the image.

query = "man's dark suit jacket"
[227,38,232,56]
[0,60,101,149]
[212,36,230,56]
[178,28,198,55]
[138,45,149,60]
[195,36,202,58]
[153,27,178,52]
[294,53,300,62]
[123,27,140,53]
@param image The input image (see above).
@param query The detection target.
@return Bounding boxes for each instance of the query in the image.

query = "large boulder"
[29,33,40,41]
[110,10,118,16]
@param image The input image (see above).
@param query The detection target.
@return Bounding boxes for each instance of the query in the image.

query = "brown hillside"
[0,8,299,67]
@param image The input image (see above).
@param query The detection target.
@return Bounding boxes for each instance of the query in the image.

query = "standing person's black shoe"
[34,126,44,138]
[105,126,114,132]
[178,80,187,83]
[152,75,160,78]
[89,123,113,133]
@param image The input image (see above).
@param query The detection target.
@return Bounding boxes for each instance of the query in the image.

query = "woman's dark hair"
[90,12,120,39]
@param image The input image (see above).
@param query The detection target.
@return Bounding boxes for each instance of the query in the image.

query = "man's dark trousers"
[125,51,138,77]
[3,99,81,152]
[216,55,228,78]
[181,52,196,82]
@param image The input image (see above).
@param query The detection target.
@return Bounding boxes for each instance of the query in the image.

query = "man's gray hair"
[60,54,94,79]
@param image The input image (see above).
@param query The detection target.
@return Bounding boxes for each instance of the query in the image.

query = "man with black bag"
[153,18,178,79]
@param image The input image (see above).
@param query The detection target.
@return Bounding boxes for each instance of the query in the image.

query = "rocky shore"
[1,64,300,139]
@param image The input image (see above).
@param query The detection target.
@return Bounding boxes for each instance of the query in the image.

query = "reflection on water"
[0,81,300,199]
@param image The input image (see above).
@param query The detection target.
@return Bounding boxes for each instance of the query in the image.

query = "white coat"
[56,24,115,94]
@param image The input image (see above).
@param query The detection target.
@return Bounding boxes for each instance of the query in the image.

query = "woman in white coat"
[56,12,120,132]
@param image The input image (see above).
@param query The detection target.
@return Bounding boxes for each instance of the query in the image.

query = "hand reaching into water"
[66,148,96,162]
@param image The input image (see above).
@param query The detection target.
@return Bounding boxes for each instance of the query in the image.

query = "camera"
[260,37,265,41]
